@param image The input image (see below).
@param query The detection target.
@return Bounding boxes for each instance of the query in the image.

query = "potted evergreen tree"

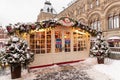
[90,32,110,64]
[0,36,34,79]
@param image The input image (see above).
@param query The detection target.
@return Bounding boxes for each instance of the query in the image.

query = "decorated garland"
[6,17,98,37]
[58,17,76,27]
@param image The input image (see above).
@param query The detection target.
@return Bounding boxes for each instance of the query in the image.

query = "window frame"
[90,20,101,31]
[96,0,99,6]
[108,14,120,30]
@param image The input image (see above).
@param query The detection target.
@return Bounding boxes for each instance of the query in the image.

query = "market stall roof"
[107,36,120,42]
[6,17,99,37]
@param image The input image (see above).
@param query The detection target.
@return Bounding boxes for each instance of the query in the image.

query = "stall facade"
[29,17,91,68]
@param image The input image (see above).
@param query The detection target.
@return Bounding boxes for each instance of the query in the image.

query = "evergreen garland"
[6,17,98,36]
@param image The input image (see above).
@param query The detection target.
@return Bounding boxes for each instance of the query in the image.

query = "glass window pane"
[73,32,78,51]
[64,32,71,52]
[55,31,62,52]
[30,31,47,54]
[91,23,94,29]
[46,30,51,53]
[90,20,101,31]
[94,21,97,30]
[90,4,93,8]
[114,16,119,28]
[40,32,45,53]
[73,30,87,52]
[78,34,82,51]
[96,0,99,6]
[108,17,113,29]
[98,21,101,31]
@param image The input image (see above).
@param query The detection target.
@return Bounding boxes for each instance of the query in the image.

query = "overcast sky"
[0,0,73,26]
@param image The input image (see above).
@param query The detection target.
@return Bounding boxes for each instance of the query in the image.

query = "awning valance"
[107,36,120,42]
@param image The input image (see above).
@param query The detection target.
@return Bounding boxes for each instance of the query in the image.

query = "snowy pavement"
[0,57,119,80]
[93,59,120,80]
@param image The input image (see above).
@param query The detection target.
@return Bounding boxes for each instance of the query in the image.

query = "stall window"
[37,32,45,54]
[73,30,87,51]
[78,34,83,51]
[55,31,62,52]
[73,32,78,51]
[30,34,35,53]
[46,31,51,53]
[30,32,45,54]
[64,32,71,52]
[30,30,52,54]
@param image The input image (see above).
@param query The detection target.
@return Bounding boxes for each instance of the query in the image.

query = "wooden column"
[71,29,73,52]
[51,29,55,53]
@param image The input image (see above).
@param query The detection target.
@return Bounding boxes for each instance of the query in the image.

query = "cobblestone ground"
[33,65,92,80]
[29,58,111,80]
[0,58,112,80]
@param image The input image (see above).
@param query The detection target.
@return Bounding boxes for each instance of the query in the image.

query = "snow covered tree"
[90,32,110,64]
[0,36,34,79]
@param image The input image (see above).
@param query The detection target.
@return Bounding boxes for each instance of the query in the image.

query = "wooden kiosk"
[29,17,91,68]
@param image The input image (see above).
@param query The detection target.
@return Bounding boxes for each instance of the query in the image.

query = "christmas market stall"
[3,17,100,69]
[28,17,94,68]
[0,17,110,79]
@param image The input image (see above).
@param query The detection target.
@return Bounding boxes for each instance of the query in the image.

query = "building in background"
[29,0,120,68]
[37,0,57,22]
[37,0,120,48]
[0,26,8,49]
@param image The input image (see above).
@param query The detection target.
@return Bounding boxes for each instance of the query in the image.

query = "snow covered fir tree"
[0,35,34,78]
[90,32,111,64]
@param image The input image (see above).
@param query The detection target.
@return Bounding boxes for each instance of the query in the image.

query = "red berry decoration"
[6,26,13,34]
[31,24,36,30]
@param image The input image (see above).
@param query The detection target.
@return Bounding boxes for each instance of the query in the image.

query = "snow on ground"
[0,57,120,80]
[93,58,120,80]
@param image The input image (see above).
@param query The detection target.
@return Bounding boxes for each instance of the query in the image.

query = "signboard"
[58,17,75,27]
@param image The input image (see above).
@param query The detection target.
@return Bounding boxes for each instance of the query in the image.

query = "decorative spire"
[45,0,51,5]
[41,0,57,14]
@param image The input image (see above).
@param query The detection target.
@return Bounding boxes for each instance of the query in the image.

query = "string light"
[75,30,86,35]
[6,17,99,37]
